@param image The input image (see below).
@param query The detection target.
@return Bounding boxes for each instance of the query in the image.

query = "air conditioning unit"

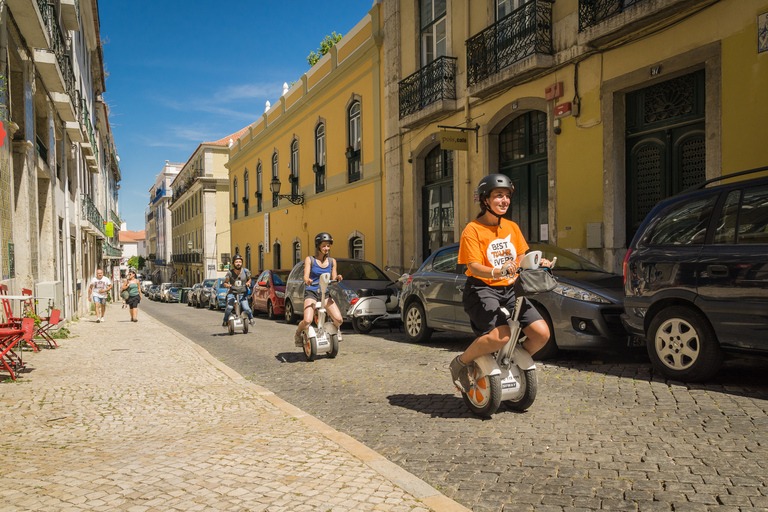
[35,281,64,313]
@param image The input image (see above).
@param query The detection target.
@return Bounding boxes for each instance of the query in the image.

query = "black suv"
[623,167,768,382]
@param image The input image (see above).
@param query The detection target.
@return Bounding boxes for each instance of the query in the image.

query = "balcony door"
[499,110,548,242]
[422,146,454,260]
[421,0,447,66]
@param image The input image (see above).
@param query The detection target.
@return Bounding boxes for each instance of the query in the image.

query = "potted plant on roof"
[345,146,355,159]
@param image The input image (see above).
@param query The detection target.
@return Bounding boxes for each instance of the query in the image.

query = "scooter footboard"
[473,354,501,380]
[512,345,536,370]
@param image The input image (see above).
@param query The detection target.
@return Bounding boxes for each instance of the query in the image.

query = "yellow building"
[170,128,247,285]
[228,5,385,272]
[383,0,768,272]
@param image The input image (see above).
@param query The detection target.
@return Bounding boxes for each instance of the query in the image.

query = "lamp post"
[270,176,304,205]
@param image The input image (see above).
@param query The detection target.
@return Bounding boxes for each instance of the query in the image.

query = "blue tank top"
[306,256,333,292]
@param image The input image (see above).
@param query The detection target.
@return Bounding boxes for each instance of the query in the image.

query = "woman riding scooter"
[295,233,344,346]
[449,174,552,392]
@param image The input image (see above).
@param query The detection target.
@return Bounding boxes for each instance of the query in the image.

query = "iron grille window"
[398,56,457,118]
[350,236,364,260]
[256,164,263,212]
[243,170,249,216]
[293,241,301,266]
[291,140,300,196]
[232,178,238,220]
[578,0,646,32]
[466,0,553,87]
[258,244,264,273]
[425,148,454,183]
[348,102,362,183]
[499,110,547,164]
[272,153,279,207]
[315,124,326,193]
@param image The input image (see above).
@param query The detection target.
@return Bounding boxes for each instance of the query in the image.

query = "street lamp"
[187,240,202,254]
[269,176,304,205]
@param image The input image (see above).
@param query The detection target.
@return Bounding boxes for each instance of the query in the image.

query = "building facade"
[145,161,180,284]
[0,0,121,318]
[169,129,243,286]
[381,0,767,272]
[227,4,385,272]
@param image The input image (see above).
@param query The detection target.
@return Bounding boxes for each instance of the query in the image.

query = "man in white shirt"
[88,269,112,322]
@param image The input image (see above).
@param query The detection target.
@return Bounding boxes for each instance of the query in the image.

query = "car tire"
[647,305,722,382]
[284,299,299,324]
[404,301,433,343]
[267,300,276,320]
[531,303,558,360]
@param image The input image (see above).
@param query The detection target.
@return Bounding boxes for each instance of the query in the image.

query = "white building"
[145,161,181,283]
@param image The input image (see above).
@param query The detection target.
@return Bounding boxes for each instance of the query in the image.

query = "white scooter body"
[348,269,409,333]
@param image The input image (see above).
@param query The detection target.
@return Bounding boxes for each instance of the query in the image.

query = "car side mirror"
[258,281,267,286]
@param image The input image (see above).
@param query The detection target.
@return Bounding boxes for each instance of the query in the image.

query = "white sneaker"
[97,317,102,323]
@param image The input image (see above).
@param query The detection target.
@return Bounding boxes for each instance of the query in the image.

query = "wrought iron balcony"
[398,56,457,119]
[47,10,75,96]
[81,100,98,165]
[579,0,646,31]
[171,253,201,264]
[81,193,105,237]
[102,243,122,258]
[111,209,121,225]
[467,0,553,87]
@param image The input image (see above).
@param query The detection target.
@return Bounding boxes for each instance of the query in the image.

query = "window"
[232,178,238,220]
[423,147,454,258]
[722,184,768,245]
[272,153,279,207]
[245,244,251,271]
[273,240,281,269]
[349,236,364,260]
[243,169,249,216]
[432,246,459,274]
[315,124,326,193]
[234,245,240,260]
[647,195,717,246]
[256,163,263,212]
[421,0,447,65]
[293,240,301,266]
[496,0,531,20]
[348,101,361,183]
[290,139,299,197]
[258,243,264,272]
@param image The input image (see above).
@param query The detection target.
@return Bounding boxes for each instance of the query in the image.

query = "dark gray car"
[283,258,397,324]
[400,243,631,358]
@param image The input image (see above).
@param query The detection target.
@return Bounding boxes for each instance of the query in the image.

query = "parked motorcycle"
[348,261,412,334]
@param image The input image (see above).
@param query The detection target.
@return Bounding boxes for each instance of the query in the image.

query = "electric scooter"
[226,293,249,335]
[460,251,557,417]
[299,273,340,361]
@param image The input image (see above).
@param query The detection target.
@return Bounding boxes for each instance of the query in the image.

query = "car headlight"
[275,291,285,298]
[218,292,226,298]
[553,283,611,304]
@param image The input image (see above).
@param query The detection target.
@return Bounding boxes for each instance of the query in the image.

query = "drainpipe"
[463,0,472,227]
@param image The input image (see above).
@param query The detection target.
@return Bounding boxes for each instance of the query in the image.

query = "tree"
[127,256,146,271]
[307,32,343,67]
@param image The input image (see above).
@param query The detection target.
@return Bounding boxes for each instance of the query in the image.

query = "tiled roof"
[203,126,251,147]
[119,230,146,243]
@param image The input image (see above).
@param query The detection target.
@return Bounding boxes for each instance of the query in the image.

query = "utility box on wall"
[35,281,64,312]
[586,223,603,248]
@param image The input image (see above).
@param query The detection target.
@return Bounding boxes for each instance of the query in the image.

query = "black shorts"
[126,295,141,309]
[304,289,321,301]
[462,276,543,337]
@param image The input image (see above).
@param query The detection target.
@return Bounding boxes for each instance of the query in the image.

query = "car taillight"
[622,248,632,286]
[350,298,359,305]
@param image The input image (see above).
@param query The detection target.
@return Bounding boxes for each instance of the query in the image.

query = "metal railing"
[171,253,201,264]
[81,100,98,165]
[398,56,457,119]
[579,0,646,31]
[110,209,120,225]
[102,243,122,258]
[81,193,105,235]
[36,0,49,26]
[466,0,553,87]
[47,11,75,96]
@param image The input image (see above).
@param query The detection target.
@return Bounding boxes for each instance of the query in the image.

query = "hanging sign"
[440,130,469,151]
[264,213,270,253]
[104,222,114,237]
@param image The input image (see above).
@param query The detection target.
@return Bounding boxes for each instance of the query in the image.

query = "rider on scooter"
[294,233,344,346]
[449,174,552,392]
[222,254,255,327]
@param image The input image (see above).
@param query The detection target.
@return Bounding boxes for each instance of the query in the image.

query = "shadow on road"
[387,392,501,420]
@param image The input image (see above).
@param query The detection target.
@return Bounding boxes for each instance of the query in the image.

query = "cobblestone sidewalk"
[0,308,468,512]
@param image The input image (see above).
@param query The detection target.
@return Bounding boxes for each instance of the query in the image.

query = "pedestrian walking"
[121,269,142,322]
[88,268,112,322]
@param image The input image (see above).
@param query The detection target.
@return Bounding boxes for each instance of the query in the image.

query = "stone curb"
[162,315,471,512]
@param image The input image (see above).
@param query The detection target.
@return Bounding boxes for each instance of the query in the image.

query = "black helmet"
[477,174,514,198]
[314,232,333,247]
[232,254,243,263]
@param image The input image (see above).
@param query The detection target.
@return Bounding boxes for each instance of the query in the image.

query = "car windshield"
[272,271,290,286]
[203,279,215,288]
[529,244,608,272]
[336,261,390,281]
[170,288,179,293]
[216,278,225,288]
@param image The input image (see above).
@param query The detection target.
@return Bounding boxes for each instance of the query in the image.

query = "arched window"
[290,139,300,197]
[256,163,263,212]
[347,101,361,183]
[272,152,279,207]
[292,239,301,266]
[315,124,326,193]
[258,243,264,273]
[245,244,251,271]
[243,169,249,216]
[349,235,364,260]
[273,240,282,269]
[232,178,238,220]
[234,245,240,264]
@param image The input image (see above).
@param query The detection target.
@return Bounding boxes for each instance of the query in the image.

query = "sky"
[99,1,374,232]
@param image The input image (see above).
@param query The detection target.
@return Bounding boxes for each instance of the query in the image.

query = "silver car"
[400,243,631,358]
[283,258,397,324]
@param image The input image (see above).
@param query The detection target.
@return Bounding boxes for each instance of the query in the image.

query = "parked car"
[400,243,630,359]
[159,282,182,302]
[623,168,768,382]
[148,285,160,301]
[141,280,153,294]
[251,269,291,319]
[196,278,217,308]
[208,278,227,310]
[167,287,181,303]
[284,258,398,324]
[187,283,202,307]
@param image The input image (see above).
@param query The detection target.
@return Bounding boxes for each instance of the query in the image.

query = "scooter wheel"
[461,363,501,417]
[504,368,537,412]
[304,335,317,361]
[228,321,234,336]
[352,317,374,335]
[328,334,339,358]
[242,316,249,334]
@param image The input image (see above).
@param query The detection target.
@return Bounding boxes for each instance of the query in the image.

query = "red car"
[251,269,291,320]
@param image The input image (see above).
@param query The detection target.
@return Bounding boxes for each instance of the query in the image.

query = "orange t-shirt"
[458,218,529,287]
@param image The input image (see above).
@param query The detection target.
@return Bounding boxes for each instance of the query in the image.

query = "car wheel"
[284,299,299,324]
[647,306,722,382]
[267,300,276,320]
[404,301,433,343]
[531,303,558,360]
[209,298,214,310]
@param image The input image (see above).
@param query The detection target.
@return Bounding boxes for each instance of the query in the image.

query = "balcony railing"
[171,253,202,264]
[36,0,49,26]
[102,243,122,258]
[47,10,75,96]
[579,0,646,31]
[466,0,553,87]
[81,193,105,236]
[110,209,121,225]
[81,100,98,165]
[398,56,457,119]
